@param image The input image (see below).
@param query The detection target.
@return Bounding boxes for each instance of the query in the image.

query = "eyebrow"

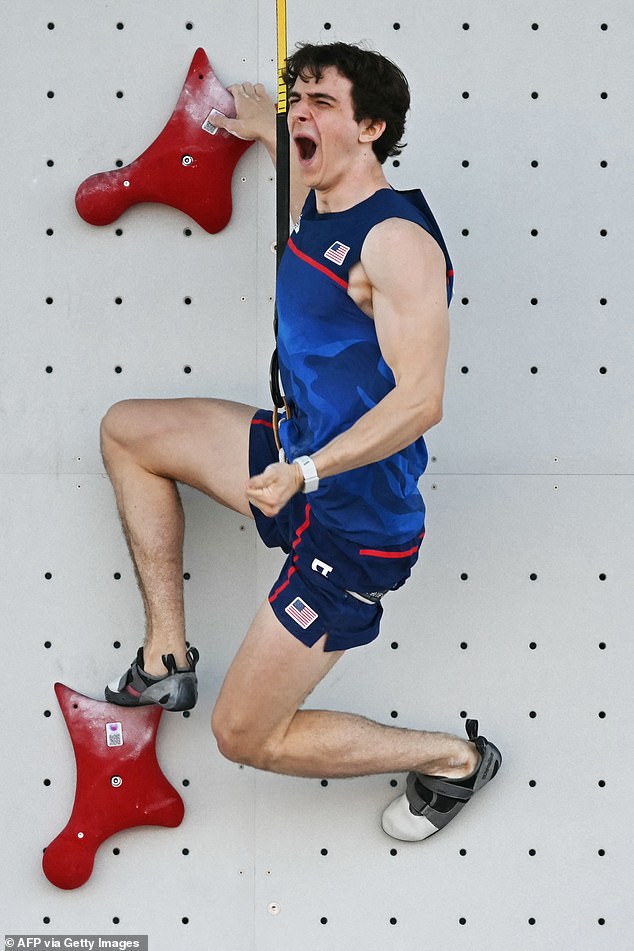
[288,91,338,103]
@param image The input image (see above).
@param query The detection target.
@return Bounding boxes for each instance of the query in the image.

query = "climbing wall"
[2,0,632,948]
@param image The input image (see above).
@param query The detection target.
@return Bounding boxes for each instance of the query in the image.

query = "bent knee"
[100,399,140,454]
[100,399,168,467]
[211,708,276,771]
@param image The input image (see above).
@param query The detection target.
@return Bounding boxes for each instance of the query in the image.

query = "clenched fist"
[246,461,304,517]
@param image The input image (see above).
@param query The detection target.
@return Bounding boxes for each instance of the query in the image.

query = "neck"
[314,160,389,214]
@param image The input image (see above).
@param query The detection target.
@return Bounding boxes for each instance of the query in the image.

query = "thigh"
[213,599,344,744]
[103,397,258,517]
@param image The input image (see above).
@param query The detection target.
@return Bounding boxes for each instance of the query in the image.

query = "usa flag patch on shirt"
[324,241,350,266]
[285,596,319,629]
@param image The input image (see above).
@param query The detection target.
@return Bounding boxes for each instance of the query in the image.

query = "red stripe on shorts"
[359,532,425,559]
[268,503,312,603]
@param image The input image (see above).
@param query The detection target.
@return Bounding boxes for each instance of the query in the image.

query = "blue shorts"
[248,410,424,652]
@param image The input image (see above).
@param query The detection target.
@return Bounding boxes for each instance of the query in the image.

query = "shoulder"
[365,215,442,247]
[362,217,446,286]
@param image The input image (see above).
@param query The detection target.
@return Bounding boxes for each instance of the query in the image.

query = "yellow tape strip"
[276,0,287,113]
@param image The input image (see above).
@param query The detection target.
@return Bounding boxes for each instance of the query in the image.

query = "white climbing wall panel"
[1,0,633,948]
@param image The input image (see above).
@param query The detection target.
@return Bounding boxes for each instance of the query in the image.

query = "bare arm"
[312,218,450,477]
[246,218,450,515]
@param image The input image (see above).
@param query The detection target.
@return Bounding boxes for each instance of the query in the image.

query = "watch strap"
[293,455,319,493]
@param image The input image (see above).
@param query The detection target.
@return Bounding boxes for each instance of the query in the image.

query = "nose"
[288,97,311,121]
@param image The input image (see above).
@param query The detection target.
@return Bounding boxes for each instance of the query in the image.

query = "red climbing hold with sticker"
[75,48,253,233]
[42,683,184,889]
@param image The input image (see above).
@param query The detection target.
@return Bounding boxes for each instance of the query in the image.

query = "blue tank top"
[276,187,454,545]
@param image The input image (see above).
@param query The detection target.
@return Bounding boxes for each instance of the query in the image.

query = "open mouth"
[295,136,318,163]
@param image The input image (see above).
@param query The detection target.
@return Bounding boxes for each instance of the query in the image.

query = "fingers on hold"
[228,81,265,103]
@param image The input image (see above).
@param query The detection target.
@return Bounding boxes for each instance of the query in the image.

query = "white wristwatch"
[293,455,320,493]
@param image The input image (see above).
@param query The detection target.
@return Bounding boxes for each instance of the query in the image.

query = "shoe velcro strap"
[416,741,498,802]
[413,774,475,803]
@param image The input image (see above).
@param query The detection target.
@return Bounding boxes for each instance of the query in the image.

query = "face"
[288,66,381,192]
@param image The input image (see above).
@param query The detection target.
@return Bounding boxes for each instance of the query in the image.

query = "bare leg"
[100,397,256,675]
[212,600,478,779]
[102,398,477,780]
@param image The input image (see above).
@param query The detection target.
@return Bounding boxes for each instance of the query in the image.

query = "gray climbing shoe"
[105,646,199,712]
[382,719,502,841]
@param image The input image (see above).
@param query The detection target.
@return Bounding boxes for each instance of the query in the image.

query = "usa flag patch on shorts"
[285,596,318,629]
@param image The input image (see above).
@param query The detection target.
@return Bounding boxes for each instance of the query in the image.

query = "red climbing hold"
[75,48,253,233]
[42,683,184,890]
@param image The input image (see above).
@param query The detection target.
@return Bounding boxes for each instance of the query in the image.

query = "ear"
[358,117,387,144]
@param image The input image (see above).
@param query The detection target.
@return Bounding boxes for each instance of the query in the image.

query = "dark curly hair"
[283,42,410,165]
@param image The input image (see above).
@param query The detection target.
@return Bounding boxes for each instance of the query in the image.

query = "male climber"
[101,42,501,841]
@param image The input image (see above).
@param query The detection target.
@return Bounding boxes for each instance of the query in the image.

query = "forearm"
[311,386,442,480]
[262,132,306,224]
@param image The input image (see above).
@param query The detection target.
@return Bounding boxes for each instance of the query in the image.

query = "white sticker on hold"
[202,109,227,135]
[106,722,123,747]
